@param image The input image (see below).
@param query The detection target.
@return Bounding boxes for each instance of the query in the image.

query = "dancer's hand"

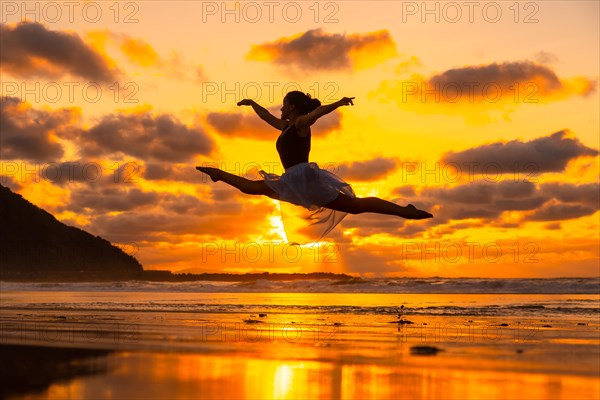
[338,97,355,106]
[237,99,255,106]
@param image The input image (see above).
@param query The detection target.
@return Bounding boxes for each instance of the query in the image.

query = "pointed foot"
[405,204,433,219]
[196,166,222,182]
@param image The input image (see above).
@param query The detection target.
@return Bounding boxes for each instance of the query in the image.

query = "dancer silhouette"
[197,92,432,241]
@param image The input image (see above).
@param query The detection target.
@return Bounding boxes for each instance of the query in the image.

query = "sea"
[1,277,598,319]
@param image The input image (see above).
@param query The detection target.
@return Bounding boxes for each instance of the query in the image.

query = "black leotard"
[276,123,311,170]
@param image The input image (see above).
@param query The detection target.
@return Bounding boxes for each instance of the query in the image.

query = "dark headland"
[0,184,352,282]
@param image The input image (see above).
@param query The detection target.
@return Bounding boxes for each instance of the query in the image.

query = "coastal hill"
[0,184,143,281]
[0,184,353,282]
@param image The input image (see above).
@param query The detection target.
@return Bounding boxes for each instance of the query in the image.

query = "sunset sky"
[1,1,598,277]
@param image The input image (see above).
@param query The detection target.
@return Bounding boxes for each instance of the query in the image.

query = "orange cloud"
[371,61,597,123]
[247,29,397,73]
[86,30,205,82]
[120,37,159,67]
[394,55,421,74]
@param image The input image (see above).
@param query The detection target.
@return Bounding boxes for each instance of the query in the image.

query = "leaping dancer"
[197,91,433,241]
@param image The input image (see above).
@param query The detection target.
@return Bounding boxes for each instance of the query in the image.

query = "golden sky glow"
[1,1,598,277]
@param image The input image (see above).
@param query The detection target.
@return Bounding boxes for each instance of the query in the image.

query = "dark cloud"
[393,185,417,197]
[540,182,599,206]
[420,180,542,211]
[429,61,565,95]
[426,180,543,212]
[417,180,599,223]
[441,130,598,174]
[62,182,224,216]
[65,112,214,162]
[0,97,73,162]
[495,179,537,198]
[88,211,265,243]
[439,205,501,220]
[527,182,600,222]
[206,112,246,134]
[142,163,201,183]
[77,193,272,243]
[544,222,562,230]
[339,213,407,237]
[206,112,273,140]
[1,98,216,184]
[423,181,495,204]
[210,186,240,202]
[0,22,118,82]
[247,29,396,71]
[33,161,104,185]
[372,61,596,120]
[160,191,244,216]
[336,157,398,182]
[58,179,275,243]
[85,212,204,243]
[67,186,160,213]
[528,202,597,221]
[28,160,147,188]
[493,197,547,211]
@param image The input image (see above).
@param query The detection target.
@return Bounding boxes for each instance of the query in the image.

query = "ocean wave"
[1,277,599,294]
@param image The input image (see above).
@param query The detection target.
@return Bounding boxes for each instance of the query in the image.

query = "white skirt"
[259,162,356,243]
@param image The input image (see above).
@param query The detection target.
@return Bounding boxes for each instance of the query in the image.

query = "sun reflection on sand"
[33,350,600,400]
[273,364,294,398]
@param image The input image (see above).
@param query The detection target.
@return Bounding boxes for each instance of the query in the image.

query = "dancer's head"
[281,91,321,119]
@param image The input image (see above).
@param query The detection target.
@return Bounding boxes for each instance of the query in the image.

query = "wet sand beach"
[1,289,598,399]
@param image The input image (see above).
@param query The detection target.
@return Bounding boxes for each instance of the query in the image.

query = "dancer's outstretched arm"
[297,97,355,128]
[237,99,284,130]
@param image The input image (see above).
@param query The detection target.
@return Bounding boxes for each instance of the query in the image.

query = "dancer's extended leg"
[325,193,432,219]
[196,166,278,199]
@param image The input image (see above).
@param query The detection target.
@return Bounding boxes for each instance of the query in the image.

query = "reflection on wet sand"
[4,344,599,400]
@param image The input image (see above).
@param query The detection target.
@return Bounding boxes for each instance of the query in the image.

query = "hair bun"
[285,90,321,114]
[309,98,322,110]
